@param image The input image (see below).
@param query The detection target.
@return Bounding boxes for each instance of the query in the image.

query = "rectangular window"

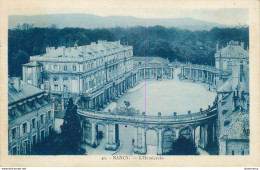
[12,146,18,155]
[32,118,36,129]
[63,85,68,92]
[32,134,37,146]
[53,65,58,71]
[41,130,45,142]
[73,66,76,71]
[64,65,67,71]
[40,114,44,124]
[49,125,53,136]
[12,128,17,140]
[54,84,58,91]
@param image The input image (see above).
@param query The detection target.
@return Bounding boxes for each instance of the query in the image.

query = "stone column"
[206,71,209,83]
[211,74,214,85]
[202,70,205,82]
[106,124,109,145]
[132,75,134,87]
[175,128,179,139]
[91,123,97,147]
[192,127,196,145]
[180,68,183,79]
[143,69,145,80]
[134,127,146,154]
[199,125,204,148]
[196,70,199,80]
[157,128,163,155]
[204,124,208,148]
[162,68,164,79]
[219,139,227,155]
[156,67,158,79]
[134,126,138,148]
[105,124,120,151]
[190,67,192,79]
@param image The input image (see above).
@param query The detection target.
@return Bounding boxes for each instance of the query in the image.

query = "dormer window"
[21,104,25,110]
[22,122,27,134]
[32,118,36,129]
[31,100,35,107]
[9,108,16,117]
[11,128,17,140]
[40,114,44,124]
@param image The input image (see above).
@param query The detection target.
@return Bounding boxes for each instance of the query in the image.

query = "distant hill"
[8,14,229,31]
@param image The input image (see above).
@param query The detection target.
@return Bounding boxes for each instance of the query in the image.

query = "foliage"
[114,101,140,116]
[167,136,199,155]
[31,131,86,155]
[61,98,82,154]
[8,25,249,77]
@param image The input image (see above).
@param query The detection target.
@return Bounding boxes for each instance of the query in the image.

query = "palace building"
[20,39,250,155]
[8,77,54,155]
[23,40,133,94]
[23,40,136,111]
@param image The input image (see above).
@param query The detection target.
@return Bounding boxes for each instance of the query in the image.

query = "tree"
[61,98,82,154]
[167,136,199,155]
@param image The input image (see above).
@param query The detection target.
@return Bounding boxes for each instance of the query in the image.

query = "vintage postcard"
[0,0,259,167]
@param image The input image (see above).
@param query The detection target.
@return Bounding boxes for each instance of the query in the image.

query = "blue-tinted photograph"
[8,8,249,155]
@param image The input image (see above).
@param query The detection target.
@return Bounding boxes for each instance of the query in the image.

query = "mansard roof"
[221,110,249,140]
[8,77,44,105]
[32,40,131,59]
[217,40,248,59]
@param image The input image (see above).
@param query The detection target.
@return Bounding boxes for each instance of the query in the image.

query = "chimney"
[216,43,219,51]
[13,77,21,92]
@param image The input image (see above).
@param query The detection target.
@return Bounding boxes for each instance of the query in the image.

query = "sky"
[10,8,249,26]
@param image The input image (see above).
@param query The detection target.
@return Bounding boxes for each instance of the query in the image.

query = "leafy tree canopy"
[167,136,199,155]
[8,25,249,77]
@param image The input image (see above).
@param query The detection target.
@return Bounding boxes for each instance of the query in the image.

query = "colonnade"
[138,67,174,81]
[132,122,217,155]
[82,121,120,151]
[180,66,218,88]
[81,117,217,155]
[80,72,138,111]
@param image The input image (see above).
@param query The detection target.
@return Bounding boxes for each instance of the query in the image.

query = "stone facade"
[216,40,249,155]
[8,77,54,155]
[23,40,133,95]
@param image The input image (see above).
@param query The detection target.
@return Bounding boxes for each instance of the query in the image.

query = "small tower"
[22,61,43,88]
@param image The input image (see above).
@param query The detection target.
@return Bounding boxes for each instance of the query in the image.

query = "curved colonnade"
[78,62,219,155]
